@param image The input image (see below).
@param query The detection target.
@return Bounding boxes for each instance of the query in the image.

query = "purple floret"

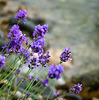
[25,93,31,98]
[35,77,38,82]
[54,92,59,97]
[28,75,32,81]
[0,54,6,68]
[18,47,30,64]
[7,25,22,40]
[15,69,20,75]
[14,9,27,24]
[28,56,40,69]
[48,64,64,80]
[69,83,82,94]
[2,25,26,55]
[41,79,49,87]
[60,47,72,63]
[39,51,50,67]
[30,38,44,54]
[33,24,48,40]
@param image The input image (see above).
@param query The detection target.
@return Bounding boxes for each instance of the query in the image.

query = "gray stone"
[67,67,99,99]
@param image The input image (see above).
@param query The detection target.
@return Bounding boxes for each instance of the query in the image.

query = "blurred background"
[0,0,99,100]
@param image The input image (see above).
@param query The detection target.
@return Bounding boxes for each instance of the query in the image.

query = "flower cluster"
[14,9,27,24]
[33,24,48,40]
[60,47,72,63]
[39,51,50,67]
[2,25,26,55]
[15,69,20,75]
[30,38,44,55]
[18,47,30,64]
[54,92,59,97]
[0,54,6,68]
[69,83,82,94]
[48,64,64,79]
[0,9,82,100]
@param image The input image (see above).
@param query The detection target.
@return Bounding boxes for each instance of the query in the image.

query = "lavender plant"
[0,9,82,100]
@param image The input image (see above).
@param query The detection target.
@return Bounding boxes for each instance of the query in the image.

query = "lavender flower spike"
[33,24,48,39]
[60,47,72,63]
[14,9,27,24]
[0,54,6,68]
[69,83,82,94]
[48,64,64,80]
[54,92,59,97]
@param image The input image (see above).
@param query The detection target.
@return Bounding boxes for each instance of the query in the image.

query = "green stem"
[0,58,20,86]
[0,71,15,97]
[8,69,32,100]
[18,66,43,100]
[26,75,47,98]
[0,70,14,91]
[2,40,11,55]
[0,58,23,94]
[46,80,56,100]
[33,79,53,100]
[54,92,71,100]
[32,85,42,95]
[6,75,15,100]
[0,57,18,81]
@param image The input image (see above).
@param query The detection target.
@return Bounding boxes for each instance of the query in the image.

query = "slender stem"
[0,58,20,87]
[32,85,42,95]
[0,40,32,80]
[54,92,71,100]
[0,69,16,97]
[8,69,32,100]
[6,75,15,100]
[33,79,53,100]
[26,75,47,98]
[0,70,14,91]
[2,40,11,55]
[0,57,18,81]
[18,66,43,100]
[0,58,23,95]
[46,80,56,100]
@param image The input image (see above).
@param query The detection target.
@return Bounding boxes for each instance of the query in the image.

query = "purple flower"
[35,77,38,82]
[25,93,31,98]
[14,9,27,24]
[26,37,29,45]
[2,25,26,55]
[7,25,22,40]
[30,38,44,54]
[39,51,50,67]
[2,40,17,55]
[54,92,59,97]
[28,75,32,81]
[33,24,48,40]
[18,47,30,64]
[18,34,26,47]
[0,54,6,68]
[48,64,64,80]
[28,56,40,69]
[15,69,20,75]
[60,47,72,63]
[69,83,82,94]
[41,79,49,87]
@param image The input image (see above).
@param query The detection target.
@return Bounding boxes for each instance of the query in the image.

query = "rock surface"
[67,67,99,99]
